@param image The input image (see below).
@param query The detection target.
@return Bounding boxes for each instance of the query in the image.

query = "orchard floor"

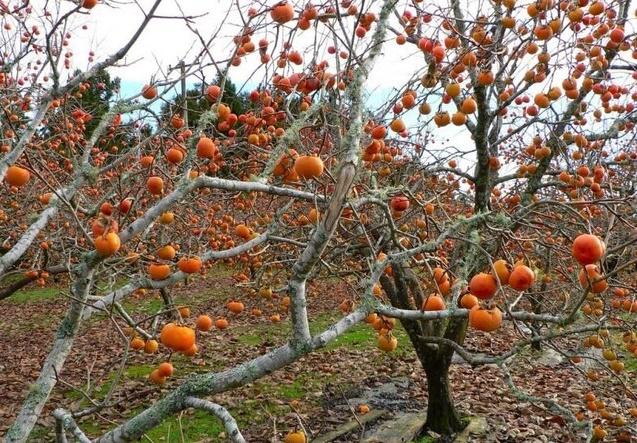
[0,266,635,442]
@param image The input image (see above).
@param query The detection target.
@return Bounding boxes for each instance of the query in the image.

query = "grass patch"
[232,398,286,424]
[262,376,309,400]
[234,313,340,347]
[6,285,61,303]
[138,390,288,442]
[321,319,413,356]
[234,312,413,357]
[64,364,154,404]
[278,381,306,399]
[236,321,291,346]
[74,419,104,436]
[26,425,52,442]
[623,351,637,372]
[323,323,376,351]
[611,329,637,373]
[205,262,235,279]
[118,292,177,315]
[141,409,225,442]
[126,363,155,378]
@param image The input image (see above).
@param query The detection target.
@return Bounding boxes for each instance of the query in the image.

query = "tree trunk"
[379,267,466,437]
[423,358,464,434]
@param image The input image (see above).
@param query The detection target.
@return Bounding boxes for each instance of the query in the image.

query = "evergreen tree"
[160,76,249,130]
[71,68,120,135]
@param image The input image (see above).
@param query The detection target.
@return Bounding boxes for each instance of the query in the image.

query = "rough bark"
[380,262,467,437]
[422,355,465,434]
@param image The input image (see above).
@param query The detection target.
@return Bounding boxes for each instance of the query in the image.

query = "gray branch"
[183,397,246,443]
[52,409,91,443]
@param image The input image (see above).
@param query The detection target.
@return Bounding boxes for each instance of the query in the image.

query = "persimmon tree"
[1,0,637,442]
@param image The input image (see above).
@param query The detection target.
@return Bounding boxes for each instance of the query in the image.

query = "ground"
[0,265,635,442]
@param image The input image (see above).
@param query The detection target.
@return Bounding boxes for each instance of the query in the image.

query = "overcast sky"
[71,0,420,91]
[52,0,469,152]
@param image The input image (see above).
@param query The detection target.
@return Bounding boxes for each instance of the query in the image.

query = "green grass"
[278,381,306,399]
[236,320,291,346]
[323,323,376,350]
[138,384,292,442]
[205,262,235,279]
[234,312,413,357]
[117,264,237,316]
[64,364,154,404]
[26,425,52,442]
[610,329,637,373]
[4,262,234,309]
[256,378,307,400]
[623,351,637,372]
[125,363,155,378]
[250,371,330,401]
[234,313,341,347]
[94,277,129,295]
[319,317,412,355]
[6,285,61,303]
[0,273,23,285]
[142,409,226,442]
[137,390,289,442]
[122,294,170,315]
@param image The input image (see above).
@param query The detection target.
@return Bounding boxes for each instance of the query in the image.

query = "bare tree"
[1,0,637,441]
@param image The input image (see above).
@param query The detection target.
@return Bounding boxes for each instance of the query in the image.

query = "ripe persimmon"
[160,323,196,351]
[5,166,30,187]
[149,369,166,385]
[371,125,387,139]
[157,245,176,260]
[235,224,251,239]
[294,155,324,179]
[148,263,171,280]
[469,305,502,332]
[508,265,535,291]
[177,256,202,274]
[182,343,198,356]
[144,340,159,354]
[492,259,511,285]
[460,293,479,309]
[284,431,307,443]
[391,196,410,211]
[178,306,191,318]
[95,232,121,257]
[390,119,406,133]
[196,137,216,158]
[165,148,184,164]
[469,273,498,299]
[227,301,244,314]
[461,97,477,114]
[130,337,145,350]
[423,294,446,311]
[147,176,164,195]
[377,333,398,352]
[271,2,294,23]
[579,264,608,293]
[157,362,174,377]
[141,84,157,99]
[572,234,605,265]
[195,315,213,331]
